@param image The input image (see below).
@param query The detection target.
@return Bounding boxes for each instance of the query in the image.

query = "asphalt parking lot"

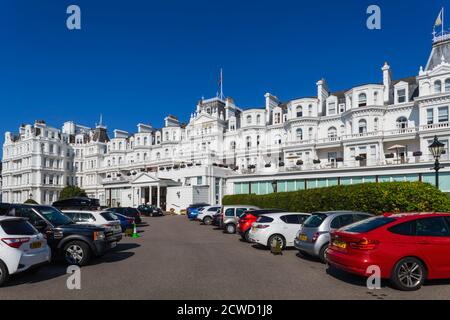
[1,214,450,300]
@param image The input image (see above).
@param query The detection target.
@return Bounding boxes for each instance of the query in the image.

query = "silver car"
[219,205,260,234]
[294,211,373,263]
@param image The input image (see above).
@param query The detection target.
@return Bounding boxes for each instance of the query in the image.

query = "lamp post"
[271,180,278,193]
[428,135,445,188]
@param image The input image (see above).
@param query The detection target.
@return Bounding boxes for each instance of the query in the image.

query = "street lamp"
[428,135,445,188]
[271,180,278,193]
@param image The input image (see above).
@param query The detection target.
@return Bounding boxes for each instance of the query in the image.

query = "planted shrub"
[222,182,450,215]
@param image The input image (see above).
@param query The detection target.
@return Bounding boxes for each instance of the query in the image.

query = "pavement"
[1,214,450,300]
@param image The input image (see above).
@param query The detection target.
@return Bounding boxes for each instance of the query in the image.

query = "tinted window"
[63,212,80,222]
[303,213,328,228]
[389,221,415,236]
[36,207,73,226]
[298,215,309,224]
[15,207,46,225]
[354,214,371,222]
[1,220,37,235]
[208,207,220,212]
[330,216,341,229]
[281,215,300,224]
[126,208,139,216]
[339,214,355,228]
[256,216,274,223]
[0,204,11,216]
[101,212,118,221]
[225,208,235,217]
[343,216,396,233]
[416,217,450,237]
[80,213,95,222]
[236,208,247,217]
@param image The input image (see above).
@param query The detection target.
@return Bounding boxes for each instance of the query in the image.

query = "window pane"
[416,217,450,236]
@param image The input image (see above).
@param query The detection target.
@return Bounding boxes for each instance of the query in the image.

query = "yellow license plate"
[300,234,307,241]
[333,240,347,249]
[30,241,42,249]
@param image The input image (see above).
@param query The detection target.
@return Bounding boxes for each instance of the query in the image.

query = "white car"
[62,210,123,243]
[196,206,221,225]
[248,212,310,249]
[0,216,51,287]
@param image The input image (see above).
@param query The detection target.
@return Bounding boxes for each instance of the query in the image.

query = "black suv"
[52,197,100,210]
[137,205,163,217]
[107,207,142,224]
[2,203,117,266]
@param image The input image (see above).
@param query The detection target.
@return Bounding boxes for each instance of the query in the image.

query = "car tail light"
[349,238,379,250]
[311,232,321,243]
[1,237,30,249]
[255,224,270,229]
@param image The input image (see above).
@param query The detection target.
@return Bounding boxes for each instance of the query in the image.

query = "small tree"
[24,199,39,205]
[59,186,87,200]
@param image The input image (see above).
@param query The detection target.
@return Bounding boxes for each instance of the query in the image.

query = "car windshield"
[36,206,73,226]
[303,213,328,228]
[342,216,396,233]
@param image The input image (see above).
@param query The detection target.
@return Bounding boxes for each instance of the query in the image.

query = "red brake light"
[1,237,30,249]
[349,238,379,250]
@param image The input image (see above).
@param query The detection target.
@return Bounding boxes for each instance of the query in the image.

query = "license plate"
[333,240,347,249]
[110,242,117,248]
[300,234,307,241]
[30,241,42,249]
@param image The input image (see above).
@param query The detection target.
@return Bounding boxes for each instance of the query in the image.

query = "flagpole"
[443,7,445,37]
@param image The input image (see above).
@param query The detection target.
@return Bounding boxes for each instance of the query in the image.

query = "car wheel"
[225,224,236,234]
[203,216,212,225]
[268,234,286,250]
[319,244,329,264]
[391,257,426,291]
[0,260,9,288]
[63,241,91,266]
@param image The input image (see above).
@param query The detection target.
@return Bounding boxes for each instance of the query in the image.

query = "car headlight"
[93,231,105,241]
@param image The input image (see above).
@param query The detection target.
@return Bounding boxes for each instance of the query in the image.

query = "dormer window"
[397,89,406,103]
[434,80,442,93]
[358,93,367,107]
[328,102,336,115]
[296,106,303,117]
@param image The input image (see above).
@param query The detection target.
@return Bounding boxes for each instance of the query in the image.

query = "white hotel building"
[2,34,450,212]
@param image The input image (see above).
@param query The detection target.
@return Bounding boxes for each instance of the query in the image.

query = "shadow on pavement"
[4,265,67,287]
[325,265,390,289]
[112,243,141,252]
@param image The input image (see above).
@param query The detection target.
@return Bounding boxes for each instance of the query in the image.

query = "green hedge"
[222,182,450,215]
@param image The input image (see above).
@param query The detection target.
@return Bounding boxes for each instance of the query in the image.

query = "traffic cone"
[132,222,140,239]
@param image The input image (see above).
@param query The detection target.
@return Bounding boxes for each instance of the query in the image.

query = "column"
[157,185,161,208]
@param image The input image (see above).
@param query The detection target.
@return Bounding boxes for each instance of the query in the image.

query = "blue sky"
[0,0,446,138]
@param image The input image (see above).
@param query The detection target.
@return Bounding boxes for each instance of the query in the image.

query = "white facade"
[3,34,450,209]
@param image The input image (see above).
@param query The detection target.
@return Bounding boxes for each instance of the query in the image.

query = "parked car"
[219,205,260,234]
[137,204,163,217]
[294,211,373,263]
[249,212,310,249]
[114,213,135,232]
[5,204,116,266]
[62,210,122,243]
[52,197,100,210]
[186,203,210,220]
[107,207,142,224]
[327,212,450,291]
[238,209,286,242]
[0,216,51,287]
[196,206,221,225]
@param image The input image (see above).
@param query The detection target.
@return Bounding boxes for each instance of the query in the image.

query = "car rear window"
[1,220,37,235]
[256,216,274,223]
[101,212,117,221]
[303,213,328,228]
[343,216,396,233]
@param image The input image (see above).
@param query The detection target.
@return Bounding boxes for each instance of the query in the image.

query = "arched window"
[256,114,261,124]
[118,142,122,150]
[246,115,252,124]
[373,91,378,104]
[274,135,282,145]
[257,135,261,146]
[144,153,147,160]
[246,136,252,148]
[296,106,303,117]
[296,128,303,140]
[374,118,379,131]
[144,137,148,145]
[340,125,345,136]
[358,93,367,107]
[164,148,169,157]
[165,132,169,141]
[434,80,442,93]
[445,79,450,92]
[358,119,367,134]
[136,153,140,162]
[308,104,313,116]
[328,127,337,140]
[156,152,161,160]
[396,116,408,129]
[308,127,313,140]
[230,141,236,150]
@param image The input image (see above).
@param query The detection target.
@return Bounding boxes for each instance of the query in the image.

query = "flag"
[435,9,443,27]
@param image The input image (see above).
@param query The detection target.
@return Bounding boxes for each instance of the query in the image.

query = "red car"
[238,209,286,242]
[327,212,450,291]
